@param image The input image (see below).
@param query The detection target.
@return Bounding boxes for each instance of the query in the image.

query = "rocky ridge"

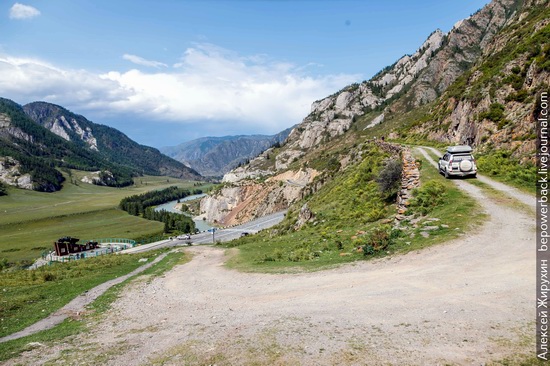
[0,156,32,190]
[23,103,98,151]
[400,0,548,162]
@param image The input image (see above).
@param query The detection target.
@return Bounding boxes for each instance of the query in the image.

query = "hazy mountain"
[161,128,292,177]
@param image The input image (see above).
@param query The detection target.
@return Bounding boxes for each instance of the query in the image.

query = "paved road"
[191,210,287,244]
[121,210,287,253]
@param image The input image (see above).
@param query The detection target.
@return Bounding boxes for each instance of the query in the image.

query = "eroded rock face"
[201,169,319,226]
[0,113,33,143]
[0,156,33,190]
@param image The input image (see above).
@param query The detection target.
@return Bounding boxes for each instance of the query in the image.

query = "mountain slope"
[200,0,537,225]
[0,98,202,191]
[161,128,292,177]
[23,102,201,180]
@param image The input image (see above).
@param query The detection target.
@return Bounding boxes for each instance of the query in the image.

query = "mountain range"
[0,99,201,191]
[161,128,292,177]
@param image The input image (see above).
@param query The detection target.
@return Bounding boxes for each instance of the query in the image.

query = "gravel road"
[6,154,535,365]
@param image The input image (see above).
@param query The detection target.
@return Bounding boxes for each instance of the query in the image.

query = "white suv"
[438,145,477,178]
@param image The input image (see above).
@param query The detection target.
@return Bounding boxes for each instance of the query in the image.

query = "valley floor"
[6,165,535,365]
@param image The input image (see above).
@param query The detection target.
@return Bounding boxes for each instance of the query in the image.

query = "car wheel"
[444,168,449,179]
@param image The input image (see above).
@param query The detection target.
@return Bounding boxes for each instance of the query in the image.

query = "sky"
[0,0,490,148]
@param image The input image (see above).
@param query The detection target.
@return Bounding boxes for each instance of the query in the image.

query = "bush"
[376,158,403,194]
[361,225,397,256]
[409,181,447,215]
[479,103,505,123]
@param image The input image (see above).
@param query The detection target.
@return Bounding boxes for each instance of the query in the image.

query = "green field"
[0,172,212,265]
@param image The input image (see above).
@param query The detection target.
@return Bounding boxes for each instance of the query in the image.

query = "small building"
[54,237,99,256]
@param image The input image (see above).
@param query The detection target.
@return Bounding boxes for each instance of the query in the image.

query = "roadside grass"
[0,249,189,362]
[224,144,484,273]
[465,179,533,214]
[0,318,84,363]
[0,171,211,264]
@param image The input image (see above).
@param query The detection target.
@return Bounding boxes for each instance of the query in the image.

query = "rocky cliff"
[394,0,548,163]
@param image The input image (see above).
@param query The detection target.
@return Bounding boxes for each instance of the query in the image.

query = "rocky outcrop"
[0,156,33,190]
[395,0,520,110]
[23,105,99,151]
[294,203,315,230]
[402,0,547,162]
[0,113,33,143]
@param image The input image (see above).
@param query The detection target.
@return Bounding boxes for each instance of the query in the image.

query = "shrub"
[361,225,396,256]
[363,244,375,256]
[409,181,447,215]
[479,103,505,123]
[376,158,403,194]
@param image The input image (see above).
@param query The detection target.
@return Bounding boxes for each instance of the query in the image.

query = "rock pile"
[396,148,420,217]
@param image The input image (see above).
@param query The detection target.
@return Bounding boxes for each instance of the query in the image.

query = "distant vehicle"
[438,145,477,178]
[240,232,250,237]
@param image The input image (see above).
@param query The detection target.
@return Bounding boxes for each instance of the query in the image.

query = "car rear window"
[450,154,474,162]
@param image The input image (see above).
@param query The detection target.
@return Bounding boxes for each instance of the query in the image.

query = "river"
[153,194,212,232]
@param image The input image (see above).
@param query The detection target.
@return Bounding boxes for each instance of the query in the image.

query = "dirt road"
[7,151,535,365]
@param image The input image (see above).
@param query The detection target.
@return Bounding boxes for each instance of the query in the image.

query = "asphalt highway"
[122,210,287,253]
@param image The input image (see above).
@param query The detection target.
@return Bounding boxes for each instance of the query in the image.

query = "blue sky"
[0,1,489,148]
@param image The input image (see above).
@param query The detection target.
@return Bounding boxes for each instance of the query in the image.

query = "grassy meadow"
[0,171,211,265]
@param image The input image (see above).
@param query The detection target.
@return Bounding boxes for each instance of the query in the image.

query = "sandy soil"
[6,161,535,365]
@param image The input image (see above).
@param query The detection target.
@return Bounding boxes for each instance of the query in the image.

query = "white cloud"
[9,3,40,19]
[123,54,168,68]
[0,45,360,134]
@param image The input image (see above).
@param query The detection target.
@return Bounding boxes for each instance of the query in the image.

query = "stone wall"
[396,148,420,218]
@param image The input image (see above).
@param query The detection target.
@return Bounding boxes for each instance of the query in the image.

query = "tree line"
[119,186,203,234]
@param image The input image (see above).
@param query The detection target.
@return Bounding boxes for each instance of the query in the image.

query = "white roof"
[446,145,473,153]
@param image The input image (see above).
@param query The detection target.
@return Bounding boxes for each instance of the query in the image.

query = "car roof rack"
[446,145,473,153]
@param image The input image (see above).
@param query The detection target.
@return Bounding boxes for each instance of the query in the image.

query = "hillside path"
[0,253,168,343]
[6,150,536,365]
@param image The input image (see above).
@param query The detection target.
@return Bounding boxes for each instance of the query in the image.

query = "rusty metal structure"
[53,237,99,256]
